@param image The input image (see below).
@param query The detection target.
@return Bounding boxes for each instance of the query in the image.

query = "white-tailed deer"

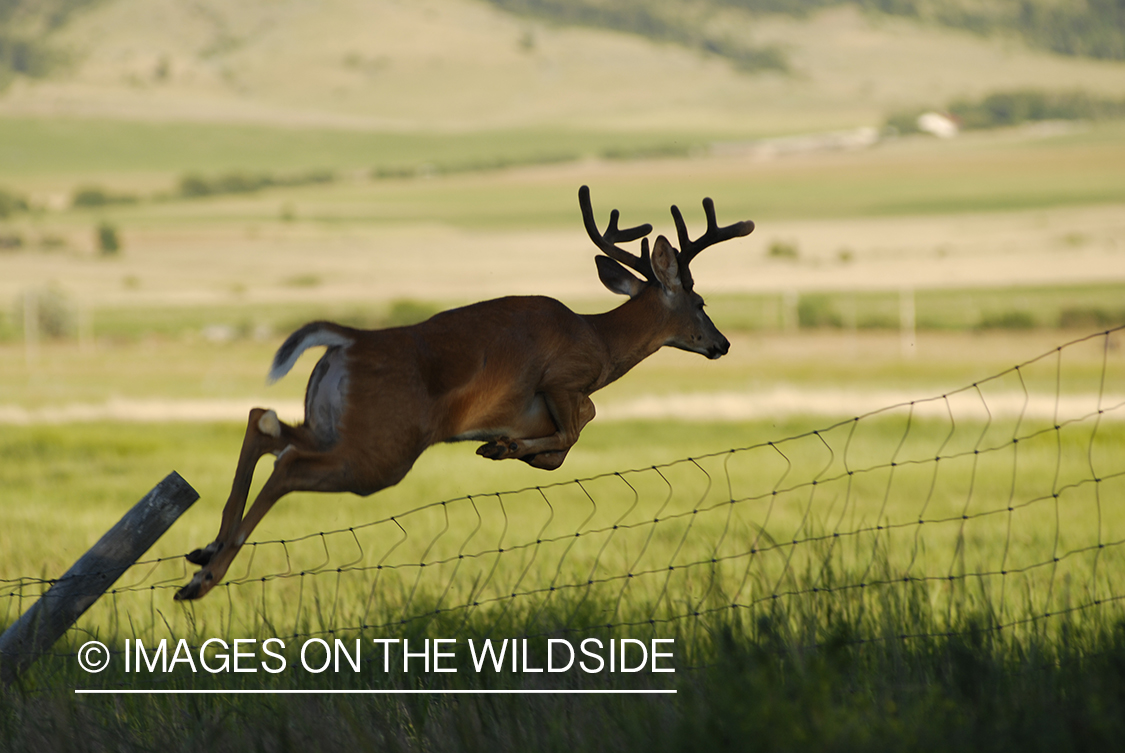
[175,185,753,600]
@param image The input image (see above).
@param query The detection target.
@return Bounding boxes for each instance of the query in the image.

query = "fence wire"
[2,326,1124,667]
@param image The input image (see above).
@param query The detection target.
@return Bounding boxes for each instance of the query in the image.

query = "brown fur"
[176,189,752,601]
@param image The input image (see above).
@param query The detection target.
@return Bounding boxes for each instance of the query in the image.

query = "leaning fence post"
[0,471,198,685]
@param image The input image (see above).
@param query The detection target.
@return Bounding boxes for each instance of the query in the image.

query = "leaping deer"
[176,185,754,601]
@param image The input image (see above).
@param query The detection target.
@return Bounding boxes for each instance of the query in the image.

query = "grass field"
[5,117,1125,212]
[3,173,1124,750]
[3,121,1124,344]
[2,368,1124,749]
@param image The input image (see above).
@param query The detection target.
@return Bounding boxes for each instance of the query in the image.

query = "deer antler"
[578,185,655,283]
[670,197,755,266]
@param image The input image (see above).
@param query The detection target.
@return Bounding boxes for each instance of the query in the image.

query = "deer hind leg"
[477,392,595,470]
[185,408,312,568]
[176,447,353,601]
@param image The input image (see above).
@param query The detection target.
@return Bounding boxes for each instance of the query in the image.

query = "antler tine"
[671,197,755,265]
[578,185,655,282]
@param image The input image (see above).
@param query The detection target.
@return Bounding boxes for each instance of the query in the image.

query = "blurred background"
[0,0,1123,521]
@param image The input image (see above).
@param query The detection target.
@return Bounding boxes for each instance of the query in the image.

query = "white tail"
[268,323,353,383]
[176,185,754,600]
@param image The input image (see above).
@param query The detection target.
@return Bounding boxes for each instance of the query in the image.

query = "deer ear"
[650,236,682,293]
[596,256,646,298]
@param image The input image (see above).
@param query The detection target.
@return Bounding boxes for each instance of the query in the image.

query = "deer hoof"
[185,541,221,566]
[476,441,504,459]
[175,569,216,601]
[477,437,518,459]
[174,581,199,601]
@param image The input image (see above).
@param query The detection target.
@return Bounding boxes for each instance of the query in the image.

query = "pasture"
[2,326,1124,750]
[2,76,1125,750]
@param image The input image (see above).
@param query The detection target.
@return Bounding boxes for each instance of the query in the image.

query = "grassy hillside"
[488,0,1125,68]
[0,0,1122,132]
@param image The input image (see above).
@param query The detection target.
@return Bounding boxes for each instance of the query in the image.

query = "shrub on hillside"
[883,109,924,135]
[96,222,121,256]
[0,187,28,219]
[0,33,57,89]
[797,295,844,328]
[0,232,24,250]
[484,0,791,72]
[978,310,1036,330]
[949,89,1125,129]
[15,285,75,339]
[72,185,139,208]
[767,240,800,261]
[1058,306,1125,329]
[886,89,1125,134]
[176,170,335,199]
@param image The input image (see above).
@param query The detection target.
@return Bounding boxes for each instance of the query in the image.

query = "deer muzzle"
[707,337,731,360]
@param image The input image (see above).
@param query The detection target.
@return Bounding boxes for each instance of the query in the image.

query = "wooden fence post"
[0,471,198,685]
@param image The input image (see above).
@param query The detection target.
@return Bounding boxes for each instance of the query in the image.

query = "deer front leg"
[476,392,595,470]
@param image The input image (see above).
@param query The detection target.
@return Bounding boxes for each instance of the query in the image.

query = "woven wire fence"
[2,327,1124,665]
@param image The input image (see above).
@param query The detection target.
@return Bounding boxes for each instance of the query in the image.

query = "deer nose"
[709,337,730,359]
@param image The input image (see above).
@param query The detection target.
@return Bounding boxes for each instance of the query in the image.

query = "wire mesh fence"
[2,326,1123,674]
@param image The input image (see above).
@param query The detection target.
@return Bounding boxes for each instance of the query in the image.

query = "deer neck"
[585,288,670,389]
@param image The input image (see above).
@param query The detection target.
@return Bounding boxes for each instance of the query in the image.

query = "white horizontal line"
[75,688,676,695]
[602,389,1125,422]
[6,390,1122,424]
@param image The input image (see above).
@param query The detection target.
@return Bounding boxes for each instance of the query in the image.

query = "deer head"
[578,184,754,359]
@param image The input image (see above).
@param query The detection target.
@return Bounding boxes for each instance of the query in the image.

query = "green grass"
[2,326,1122,411]
[6,600,1125,752]
[4,119,1125,226]
[2,400,1122,636]
[1,333,1122,752]
[0,117,718,180]
[2,405,1124,752]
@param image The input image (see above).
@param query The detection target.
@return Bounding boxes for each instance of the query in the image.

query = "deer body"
[176,187,752,601]
[280,294,652,480]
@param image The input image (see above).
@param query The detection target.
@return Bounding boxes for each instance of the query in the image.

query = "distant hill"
[0,0,1122,132]
[858,0,1125,60]
[487,0,1125,67]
